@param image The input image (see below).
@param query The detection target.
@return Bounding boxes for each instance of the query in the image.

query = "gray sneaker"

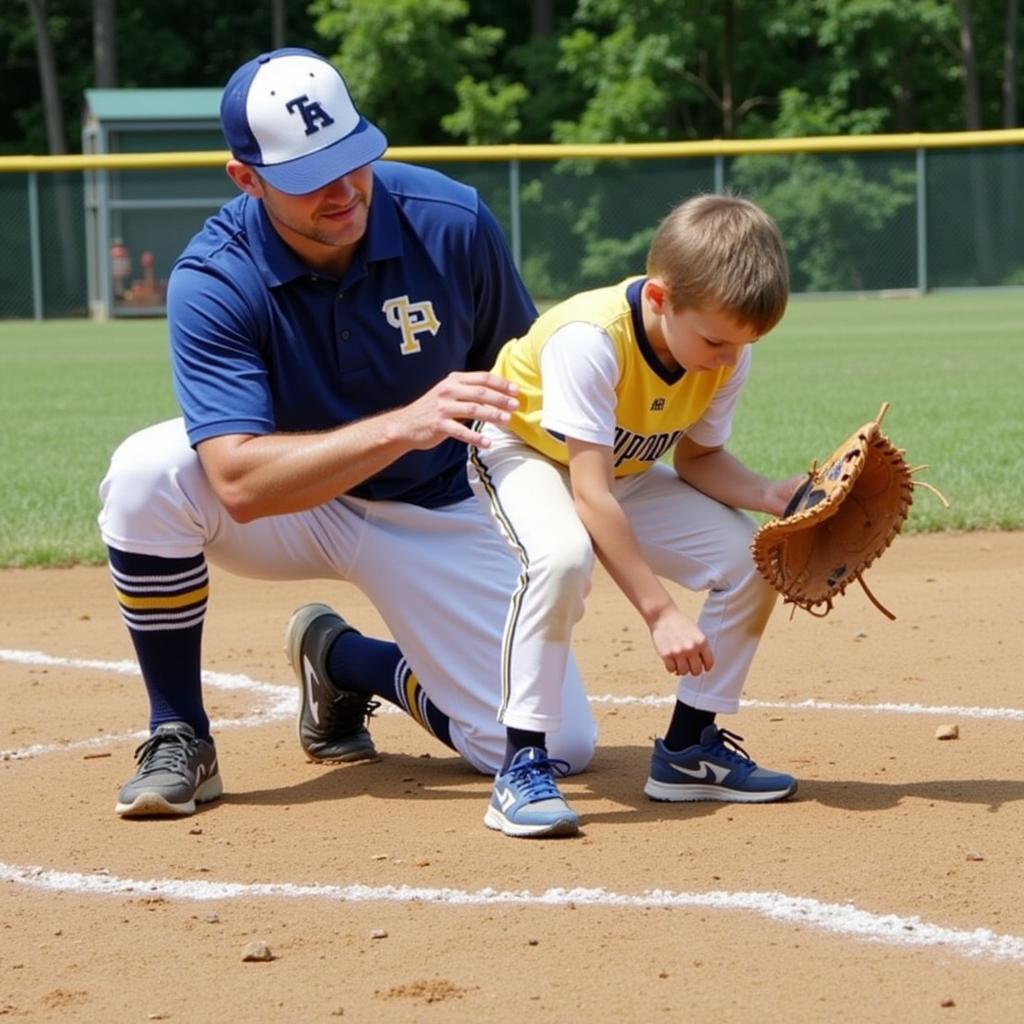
[115,722,222,817]
[284,603,379,763]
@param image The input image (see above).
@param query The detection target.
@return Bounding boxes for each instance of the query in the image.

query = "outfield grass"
[730,291,1024,533]
[1,318,177,566]
[0,291,1021,566]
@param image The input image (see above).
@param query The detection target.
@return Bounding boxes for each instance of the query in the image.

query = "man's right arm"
[198,370,519,522]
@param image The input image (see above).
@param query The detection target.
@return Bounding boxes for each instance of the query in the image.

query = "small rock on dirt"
[241,941,275,962]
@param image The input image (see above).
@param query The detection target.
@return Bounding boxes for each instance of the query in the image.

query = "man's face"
[258,165,375,251]
[227,160,376,272]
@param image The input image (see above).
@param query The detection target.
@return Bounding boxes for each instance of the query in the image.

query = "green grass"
[0,319,178,566]
[730,291,1024,532]
[0,291,1021,566]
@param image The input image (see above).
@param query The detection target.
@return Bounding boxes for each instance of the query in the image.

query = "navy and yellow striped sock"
[328,632,453,750]
[392,657,453,750]
[107,547,210,739]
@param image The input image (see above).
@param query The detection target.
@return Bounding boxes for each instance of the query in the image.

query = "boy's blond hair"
[645,193,789,335]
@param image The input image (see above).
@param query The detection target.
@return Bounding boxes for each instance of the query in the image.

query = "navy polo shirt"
[166,161,536,508]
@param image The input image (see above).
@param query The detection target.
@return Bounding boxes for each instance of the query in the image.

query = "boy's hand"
[751,403,946,619]
[764,473,809,517]
[649,607,714,676]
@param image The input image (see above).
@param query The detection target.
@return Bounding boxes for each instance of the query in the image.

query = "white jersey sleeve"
[538,322,621,448]
[683,344,752,448]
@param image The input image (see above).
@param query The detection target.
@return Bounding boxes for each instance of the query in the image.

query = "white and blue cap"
[220,48,388,195]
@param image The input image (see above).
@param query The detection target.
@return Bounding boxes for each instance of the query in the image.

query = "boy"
[468,193,805,838]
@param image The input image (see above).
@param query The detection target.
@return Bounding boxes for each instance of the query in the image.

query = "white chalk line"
[3,649,1023,967]
[593,693,1024,721]
[1,648,296,761]
[2,860,1022,965]
[2,648,1022,763]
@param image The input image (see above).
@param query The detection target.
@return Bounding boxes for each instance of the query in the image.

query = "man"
[98,47,596,818]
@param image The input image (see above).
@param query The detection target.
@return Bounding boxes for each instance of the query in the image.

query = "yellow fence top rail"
[2,128,1023,172]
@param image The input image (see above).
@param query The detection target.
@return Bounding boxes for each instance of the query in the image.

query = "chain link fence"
[1,137,1021,319]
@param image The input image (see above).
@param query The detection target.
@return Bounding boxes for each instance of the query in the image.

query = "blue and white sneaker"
[484,747,580,838]
[643,725,797,803]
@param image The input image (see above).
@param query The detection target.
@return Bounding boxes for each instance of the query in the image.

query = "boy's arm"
[567,438,713,677]
[672,435,803,516]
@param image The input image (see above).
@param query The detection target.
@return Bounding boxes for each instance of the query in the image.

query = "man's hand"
[395,371,520,450]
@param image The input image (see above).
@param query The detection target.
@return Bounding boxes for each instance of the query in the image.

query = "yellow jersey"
[492,277,738,476]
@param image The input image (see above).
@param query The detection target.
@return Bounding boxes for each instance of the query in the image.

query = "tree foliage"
[2,0,1019,301]
[1,0,321,155]
[2,0,1019,155]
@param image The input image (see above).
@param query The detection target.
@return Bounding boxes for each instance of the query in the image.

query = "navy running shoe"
[643,725,797,803]
[484,747,579,838]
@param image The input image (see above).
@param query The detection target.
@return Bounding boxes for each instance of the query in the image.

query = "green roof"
[84,88,223,122]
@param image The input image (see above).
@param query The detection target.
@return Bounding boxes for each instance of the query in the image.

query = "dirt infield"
[2,532,1023,1022]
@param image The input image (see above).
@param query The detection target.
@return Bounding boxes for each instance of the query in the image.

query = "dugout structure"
[82,89,233,318]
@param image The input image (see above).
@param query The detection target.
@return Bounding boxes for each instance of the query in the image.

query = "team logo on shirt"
[612,426,684,469]
[382,295,441,354]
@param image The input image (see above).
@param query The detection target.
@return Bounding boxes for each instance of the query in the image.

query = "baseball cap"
[220,48,388,195]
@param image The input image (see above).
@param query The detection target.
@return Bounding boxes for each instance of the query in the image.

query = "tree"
[1005,0,1020,127]
[310,0,570,145]
[272,0,285,48]
[530,0,556,37]
[24,0,66,154]
[679,0,776,138]
[310,0,471,144]
[957,0,996,279]
[93,0,116,87]
[959,0,982,129]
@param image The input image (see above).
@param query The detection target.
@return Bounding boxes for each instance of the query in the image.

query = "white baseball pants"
[468,429,779,731]
[97,418,597,774]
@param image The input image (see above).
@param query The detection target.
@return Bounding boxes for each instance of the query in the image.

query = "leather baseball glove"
[751,403,947,620]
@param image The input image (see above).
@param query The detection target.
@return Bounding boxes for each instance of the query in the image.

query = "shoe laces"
[132,730,195,777]
[706,728,755,767]
[507,755,571,801]
[333,693,381,718]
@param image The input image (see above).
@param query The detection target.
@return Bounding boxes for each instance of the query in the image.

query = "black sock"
[502,727,546,772]
[664,701,716,752]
